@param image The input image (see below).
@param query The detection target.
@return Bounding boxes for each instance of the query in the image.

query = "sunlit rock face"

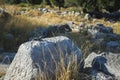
[85,52,120,80]
[4,36,83,80]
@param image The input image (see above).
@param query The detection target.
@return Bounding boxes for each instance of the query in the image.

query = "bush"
[50,0,65,10]
[42,0,51,5]
[64,0,79,7]
[26,0,42,4]
[18,3,28,7]
[79,0,120,12]
[5,0,21,4]
[4,0,120,12]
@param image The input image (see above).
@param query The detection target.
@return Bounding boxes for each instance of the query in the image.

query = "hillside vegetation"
[0,4,120,51]
[3,0,120,12]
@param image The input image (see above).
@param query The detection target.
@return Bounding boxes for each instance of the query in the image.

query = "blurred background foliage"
[3,0,120,12]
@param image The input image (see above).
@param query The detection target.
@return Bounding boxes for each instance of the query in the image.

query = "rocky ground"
[0,5,120,80]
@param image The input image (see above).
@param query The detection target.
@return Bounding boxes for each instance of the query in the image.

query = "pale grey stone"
[84,14,91,20]
[74,12,80,16]
[4,36,83,80]
[84,52,100,68]
[85,52,120,79]
[0,8,5,13]
[92,70,114,80]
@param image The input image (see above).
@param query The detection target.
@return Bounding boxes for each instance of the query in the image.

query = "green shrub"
[26,0,42,4]
[5,0,21,4]
[50,0,65,10]
[79,0,120,12]
[4,0,120,12]
[64,0,79,7]
[18,3,28,7]
[42,0,51,5]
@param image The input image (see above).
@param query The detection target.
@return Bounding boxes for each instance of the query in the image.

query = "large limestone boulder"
[85,52,120,79]
[4,36,83,80]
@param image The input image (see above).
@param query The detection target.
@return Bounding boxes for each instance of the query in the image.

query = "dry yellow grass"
[0,64,9,77]
[0,4,20,15]
[0,4,120,51]
[0,4,120,34]
[0,4,120,53]
[37,48,82,80]
[91,19,120,34]
[4,15,38,30]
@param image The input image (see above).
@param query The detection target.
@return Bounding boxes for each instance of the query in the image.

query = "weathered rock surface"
[4,36,83,80]
[91,70,115,80]
[84,52,99,68]
[67,21,80,32]
[85,52,120,79]
[106,41,120,53]
[87,23,120,52]
[84,14,91,20]
[29,24,72,40]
